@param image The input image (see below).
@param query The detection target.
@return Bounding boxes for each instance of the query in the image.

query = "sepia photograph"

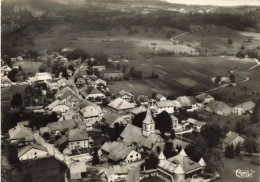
[1,0,260,182]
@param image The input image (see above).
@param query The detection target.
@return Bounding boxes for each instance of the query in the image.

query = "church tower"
[142,105,155,137]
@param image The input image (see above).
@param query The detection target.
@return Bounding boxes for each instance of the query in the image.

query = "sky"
[163,0,260,6]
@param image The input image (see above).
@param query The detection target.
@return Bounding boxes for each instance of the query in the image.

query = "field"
[216,156,259,182]
[13,60,42,74]
[109,57,255,97]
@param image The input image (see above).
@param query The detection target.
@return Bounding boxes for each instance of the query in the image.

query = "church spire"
[143,105,154,124]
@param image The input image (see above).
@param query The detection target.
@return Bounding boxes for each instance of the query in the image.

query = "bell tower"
[142,105,155,137]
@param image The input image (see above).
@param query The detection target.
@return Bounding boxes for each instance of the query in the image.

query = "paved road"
[201,58,260,94]
[170,32,189,41]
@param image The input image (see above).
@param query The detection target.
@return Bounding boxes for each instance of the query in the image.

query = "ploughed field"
[109,56,255,97]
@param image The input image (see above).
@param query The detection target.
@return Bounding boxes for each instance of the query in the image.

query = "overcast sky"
[163,0,260,6]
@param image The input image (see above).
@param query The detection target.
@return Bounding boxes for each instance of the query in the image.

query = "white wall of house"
[86,93,105,99]
[69,140,89,150]
[107,174,127,182]
[204,98,214,104]
[172,119,179,130]
[123,150,141,164]
[19,148,48,161]
[231,136,245,147]
[156,106,174,114]
[52,105,70,113]
[232,107,244,116]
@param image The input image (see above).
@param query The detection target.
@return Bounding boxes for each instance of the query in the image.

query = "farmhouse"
[68,129,89,150]
[70,162,87,181]
[80,105,101,127]
[195,93,214,104]
[186,118,206,132]
[158,150,205,182]
[155,94,167,101]
[35,72,52,82]
[119,106,165,155]
[205,101,232,116]
[103,70,124,80]
[136,95,149,105]
[154,100,178,114]
[107,98,135,116]
[101,141,141,164]
[130,105,147,119]
[84,87,105,101]
[9,124,34,146]
[102,111,126,128]
[18,144,48,161]
[222,131,245,150]
[176,96,196,108]
[232,101,255,116]
[171,115,180,131]
[93,65,106,72]
[118,90,135,103]
[1,76,12,87]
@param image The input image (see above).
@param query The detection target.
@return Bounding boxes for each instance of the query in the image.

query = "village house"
[8,124,34,146]
[130,105,147,119]
[136,95,149,105]
[205,101,232,116]
[35,72,52,82]
[195,93,214,104]
[93,65,106,72]
[70,162,87,181]
[158,149,206,182]
[232,101,255,116]
[95,79,107,86]
[80,105,102,127]
[101,141,141,164]
[51,103,70,114]
[222,131,245,150]
[171,115,180,131]
[186,118,206,132]
[1,76,12,87]
[107,98,136,116]
[119,105,165,155]
[83,87,105,101]
[187,103,204,112]
[103,70,124,80]
[68,129,89,151]
[102,111,126,128]
[155,94,167,101]
[154,100,179,114]
[103,162,141,182]
[75,77,86,87]
[176,96,196,108]
[118,90,135,103]
[18,144,48,161]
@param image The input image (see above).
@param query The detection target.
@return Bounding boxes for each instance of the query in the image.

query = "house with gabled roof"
[84,87,105,101]
[232,101,255,116]
[130,105,147,119]
[118,90,135,103]
[136,95,149,105]
[155,94,167,101]
[80,105,101,127]
[102,111,126,128]
[68,129,89,150]
[195,93,214,104]
[176,96,196,108]
[9,124,34,146]
[101,141,141,164]
[158,149,205,182]
[18,144,48,161]
[107,98,136,116]
[186,118,206,132]
[154,100,179,114]
[222,131,245,150]
[205,101,232,116]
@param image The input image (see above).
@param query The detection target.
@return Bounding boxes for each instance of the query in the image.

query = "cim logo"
[234,169,255,178]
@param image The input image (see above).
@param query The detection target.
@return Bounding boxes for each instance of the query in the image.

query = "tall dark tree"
[132,112,146,128]
[244,138,257,154]
[164,142,175,158]
[155,111,172,134]
[224,145,234,158]
[145,153,159,170]
[92,147,100,165]
[235,145,241,156]
[7,69,18,82]
[7,145,21,169]
[251,99,260,123]
[18,65,23,71]
[235,120,246,134]
[228,38,233,44]
[11,93,23,108]
[214,76,221,85]
[200,124,222,148]
[229,74,235,83]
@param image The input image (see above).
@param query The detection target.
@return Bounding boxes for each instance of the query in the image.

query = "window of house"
[35,152,37,155]
[130,155,133,158]
[77,142,80,144]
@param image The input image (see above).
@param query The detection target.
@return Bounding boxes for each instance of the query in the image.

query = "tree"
[39,65,46,72]
[92,147,100,165]
[7,145,21,169]
[200,124,222,148]
[62,68,68,79]
[68,65,75,72]
[155,111,172,134]
[50,112,58,122]
[170,129,175,140]
[235,120,246,134]
[7,69,18,82]
[164,142,175,158]
[116,63,121,70]
[235,145,241,155]
[229,74,235,83]
[204,148,223,174]
[228,38,233,44]
[132,112,146,128]
[241,45,245,50]
[192,136,208,162]
[214,76,221,85]
[21,172,33,182]
[122,65,127,73]
[18,65,23,71]
[244,138,257,154]
[11,93,23,108]
[224,145,234,158]
[43,132,51,140]
[145,153,159,170]
[251,99,260,123]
